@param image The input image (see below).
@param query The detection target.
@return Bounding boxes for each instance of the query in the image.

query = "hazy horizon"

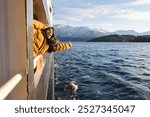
[54,23,150,33]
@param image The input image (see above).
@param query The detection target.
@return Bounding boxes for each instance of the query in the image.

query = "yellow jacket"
[49,43,72,52]
[33,20,49,57]
[33,20,72,57]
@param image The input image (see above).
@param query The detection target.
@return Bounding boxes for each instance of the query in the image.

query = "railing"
[0,73,22,100]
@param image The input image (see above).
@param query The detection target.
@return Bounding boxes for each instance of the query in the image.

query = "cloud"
[54,1,150,24]
[63,7,99,19]
[88,22,113,27]
[114,10,150,21]
[54,16,82,24]
[54,7,102,23]
[61,4,150,21]
[62,5,121,19]
[125,0,150,6]
[87,22,113,30]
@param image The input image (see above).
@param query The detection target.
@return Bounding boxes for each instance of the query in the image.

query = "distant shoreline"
[88,34,150,42]
[58,35,150,42]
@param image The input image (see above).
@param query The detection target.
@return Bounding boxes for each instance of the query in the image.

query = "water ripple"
[53,42,150,100]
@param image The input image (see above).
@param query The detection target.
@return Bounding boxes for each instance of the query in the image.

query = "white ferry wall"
[0,0,54,100]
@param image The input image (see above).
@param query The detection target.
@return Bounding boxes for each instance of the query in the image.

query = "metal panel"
[42,0,53,26]
[35,53,54,99]
[27,0,54,100]
[26,0,36,99]
[0,0,27,99]
[0,0,10,88]
[47,53,54,100]
[0,73,22,100]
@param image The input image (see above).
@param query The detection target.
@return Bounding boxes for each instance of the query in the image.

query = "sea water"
[53,42,150,100]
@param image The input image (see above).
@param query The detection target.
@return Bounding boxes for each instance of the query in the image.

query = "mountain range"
[54,24,150,41]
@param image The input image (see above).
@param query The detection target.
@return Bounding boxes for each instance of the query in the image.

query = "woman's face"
[46,27,54,39]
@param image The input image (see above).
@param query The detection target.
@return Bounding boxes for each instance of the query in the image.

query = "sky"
[53,0,150,32]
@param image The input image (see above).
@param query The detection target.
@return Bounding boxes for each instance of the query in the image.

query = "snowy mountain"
[54,24,150,41]
[110,30,139,35]
[110,30,150,36]
[140,31,150,35]
[54,24,106,41]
